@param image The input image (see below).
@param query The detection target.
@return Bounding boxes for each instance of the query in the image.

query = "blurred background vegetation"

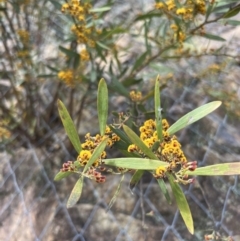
[0,0,240,240]
[1,0,240,147]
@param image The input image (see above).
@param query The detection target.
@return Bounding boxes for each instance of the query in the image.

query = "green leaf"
[151,141,160,153]
[37,74,57,78]
[98,78,108,136]
[123,125,159,160]
[168,174,194,234]
[95,43,107,62]
[130,170,144,190]
[73,160,82,169]
[54,171,72,181]
[89,6,111,13]
[134,12,163,21]
[67,176,84,208]
[46,65,59,72]
[109,125,131,145]
[109,77,129,97]
[186,162,240,176]
[100,27,126,41]
[206,1,215,18]
[154,76,163,141]
[48,0,62,10]
[59,45,80,58]
[222,4,240,18]
[131,51,148,73]
[104,158,168,170]
[57,99,82,153]
[107,174,124,211]
[167,101,222,135]
[96,41,111,50]
[59,46,80,69]
[122,78,143,87]
[113,140,129,150]
[199,33,226,42]
[221,19,240,26]
[83,138,108,173]
[157,179,171,204]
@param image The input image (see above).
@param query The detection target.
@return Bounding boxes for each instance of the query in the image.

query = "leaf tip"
[189,226,194,235]
[99,78,106,85]
[217,101,222,106]
[57,99,63,109]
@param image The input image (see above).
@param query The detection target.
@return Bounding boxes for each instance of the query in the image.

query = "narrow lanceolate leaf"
[107,174,124,211]
[98,78,108,136]
[89,6,111,13]
[109,77,129,97]
[67,176,84,208]
[157,179,171,204]
[223,4,240,18]
[131,51,148,73]
[186,163,240,176]
[199,33,226,42]
[113,140,130,151]
[54,171,72,181]
[123,125,159,160]
[57,99,82,153]
[168,174,194,234]
[130,170,144,190]
[134,12,163,21]
[83,138,108,173]
[109,125,131,145]
[48,0,62,10]
[37,74,57,78]
[154,76,163,141]
[59,45,80,58]
[223,19,240,26]
[167,101,222,135]
[104,158,168,170]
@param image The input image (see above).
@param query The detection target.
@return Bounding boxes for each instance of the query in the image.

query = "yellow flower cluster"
[208,63,221,72]
[17,50,30,58]
[155,166,167,178]
[16,29,32,65]
[77,127,120,167]
[195,0,206,15]
[16,50,32,65]
[61,0,99,47]
[60,126,120,183]
[129,90,142,102]
[0,126,11,141]
[17,29,30,45]
[58,70,74,86]
[127,119,188,180]
[20,0,30,4]
[154,0,207,47]
[61,0,92,22]
[170,24,186,44]
[155,0,176,11]
[155,0,206,19]
[176,0,206,19]
[154,2,164,10]
[71,24,96,47]
[80,48,90,61]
